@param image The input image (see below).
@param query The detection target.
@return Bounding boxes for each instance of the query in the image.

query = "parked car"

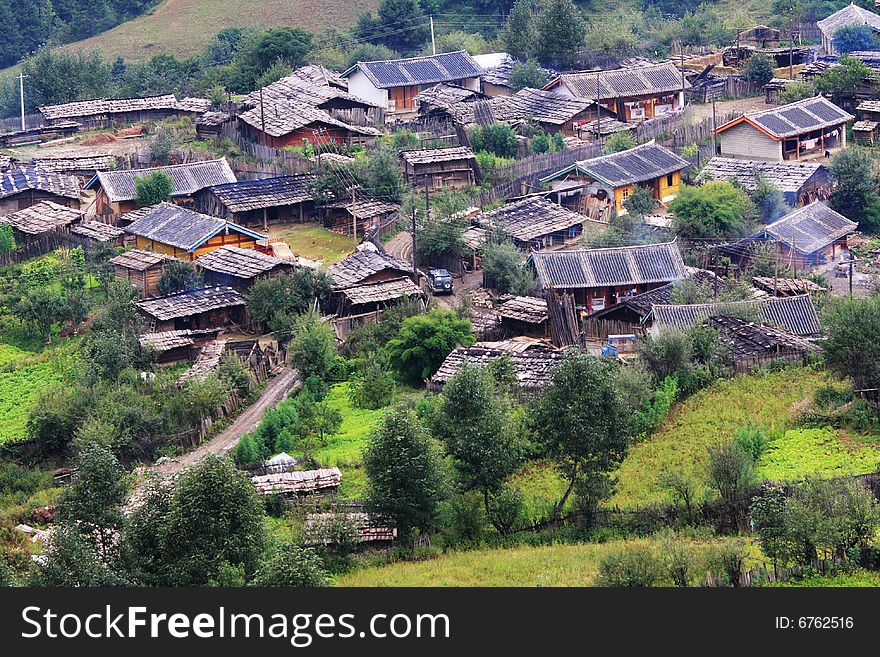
[427,268,454,295]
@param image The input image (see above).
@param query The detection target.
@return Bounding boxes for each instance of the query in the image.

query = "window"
[667,173,674,186]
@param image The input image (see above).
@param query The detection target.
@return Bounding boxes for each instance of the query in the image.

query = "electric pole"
[430,16,436,55]
[411,206,418,284]
[19,71,28,132]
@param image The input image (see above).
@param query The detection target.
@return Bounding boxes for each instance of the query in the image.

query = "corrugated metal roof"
[758,200,857,254]
[344,51,483,89]
[87,159,237,202]
[651,294,820,336]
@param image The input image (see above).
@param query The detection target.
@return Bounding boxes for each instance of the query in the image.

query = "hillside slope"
[59,0,379,62]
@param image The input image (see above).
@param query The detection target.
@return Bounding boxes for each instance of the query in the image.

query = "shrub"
[134,171,173,206]
[386,309,473,383]
[595,545,663,587]
[604,131,636,153]
[347,360,395,410]
[733,425,769,462]
[742,53,774,87]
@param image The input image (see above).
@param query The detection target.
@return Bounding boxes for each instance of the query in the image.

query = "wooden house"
[139,328,223,364]
[0,201,82,245]
[496,296,550,338]
[341,51,483,113]
[68,219,125,255]
[486,88,613,136]
[401,147,478,191]
[479,196,587,250]
[110,249,169,298]
[243,74,375,112]
[323,197,399,238]
[327,247,414,289]
[238,101,381,148]
[856,99,880,122]
[194,111,232,140]
[85,159,237,216]
[122,203,268,262]
[706,315,816,373]
[250,468,342,497]
[136,286,247,332]
[696,157,831,207]
[751,276,827,297]
[194,245,295,291]
[543,63,689,122]
[303,513,396,546]
[333,276,424,316]
[540,142,689,216]
[817,4,880,55]
[414,83,487,121]
[735,25,782,48]
[194,174,318,227]
[0,166,80,214]
[289,64,348,91]
[715,96,853,162]
[39,94,210,128]
[530,241,688,314]
[649,294,821,338]
[31,154,116,180]
[753,200,857,270]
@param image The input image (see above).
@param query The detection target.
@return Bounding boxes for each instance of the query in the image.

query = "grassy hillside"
[59,0,379,63]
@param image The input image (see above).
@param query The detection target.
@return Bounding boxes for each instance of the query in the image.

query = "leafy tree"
[670,182,757,239]
[707,439,755,512]
[778,80,817,104]
[742,53,775,88]
[749,483,790,569]
[357,0,428,54]
[149,125,175,164]
[348,359,396,409]
[29,524,126,587]
[531,131,550,153]
[832,24,877,54]
[469,123,519,158]
[134,170,174,207]
[27,384,92,453]
[604,131,637,153]
[363,405,448,545]
[815,54,872,102]
[156,260,202,296]
[482,238,531,294]
[360,147,406,202]
[246,269,333,329]
[509,59,548,92]
[828,147,880,232]
[661,467,700,526]
[287,310,336,381]
[386,309,474,383]
[622,186,656,218]
[0,224,14,253]
[501,0,536,60]
[752,174,788,223]
[535,0,586,68]
[17,46,113,111]
[821,295,880,394]
[252,541,328,587]
[232,27,314,90]
[528,353,630,518]
[432,364,522,532]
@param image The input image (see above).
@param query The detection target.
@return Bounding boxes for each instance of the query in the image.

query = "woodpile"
[543,290,581,347]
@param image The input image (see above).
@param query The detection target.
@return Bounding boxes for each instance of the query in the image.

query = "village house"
[530,241,688,314]
[122,202,268,262]
[243,75,376,112]
[304,513,396,546]
[478,196,588,250]
[715,96,853,162]
[414,83,487,121]
[543,62,689,122]
[649,294,821,338]
[238,101,382,148]
[485,88,614,137]
[751,276,828,297]
[752,200,857,270]
[194,174,318,228]
[0,165,80,213]
[110,249,169,298]
[0,200,82,245]
[327,246,414,289]
[495,296,550,338]
[194,111,233,140]
[68,219,126,255]
[540,142,689,217]
[194,245,295,292]
[400,147,479,191]
[136,286,247,333]
[85,159,237,216]
[341,50,483,113]
[139,328,223,364]
[31,154,116,180]
[696,157,831,207]
[289,64,348,91]
[817,3,880,55]
[705,315,817,373]
[322,197,400,238]
[332,276,424,317]
[38,94,210,128]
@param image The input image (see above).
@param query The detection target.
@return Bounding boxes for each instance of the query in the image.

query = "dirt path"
[384,231,413,263]
[153,367,300,477]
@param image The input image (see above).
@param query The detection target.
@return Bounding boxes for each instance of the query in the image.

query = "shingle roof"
[290,64,347,89]
[86,159,237,202]
[751,276,827,296]
[326,197,400,220]
[401,146,476,165]
[343,50,483,89]
[758,201,857,254]
[429,342,564,391]
[39,94,208,121]
[136,286,245,321]
[194,245,293,280]
[650,294,820,336]
[543,143,689,188]
[544,62,689,99]
[238,100,381,138]
[31,154,116,174]
[0,201,82,235]
[250,468,342,495]
[588,268,722,318]
[110,248,168,271]
[481,196,586,242]
[339,276,422,305]
[195,111,231,127]
[123,203,267,252]
[178,338,227,383]
[716,96,854,139]
[706,315,816,358]
[696,157,828,194]
[0,165,80,200]
[488,87,597,126]
[243,75,375,109]
[477,54,557,89]
[496,296,549,324]
[69,219,125,242]
[817,3,880,39]
[206,174,317,212]
[139,328,221,352]
[531,241,687,289]
[414,83,484,110]
[327,249,413,288]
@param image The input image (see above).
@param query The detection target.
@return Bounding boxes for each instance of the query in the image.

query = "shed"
[136,286,247,333]
[853,119,879,144]
[0,166,80,214]
[715,96,853,162]
[194,244,295,291]
[495,296,550,338]
[323,197,399,238]
[485,88,612,136]
[194,174,318,227]
[122,202,268,261]
[238,101,381,148]
[139,328,222,364]
[479,196,587,249]
[401,147,478,191]
[303,512,396,545]
[31,154,116,178]
[38,94,209,128]
[250,467,342,497]
[327,248,414,289]
[751,276,827,297]
[68,219,125,254]
[194,111,232,140]
[84,159,237,216]
[110,249,169,298]
[696,157,830,206]
[0,201,82,244]
[706,315,817,372]
[334,276,423,316]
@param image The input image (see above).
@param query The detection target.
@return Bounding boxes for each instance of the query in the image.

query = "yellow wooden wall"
[135,233,258,262]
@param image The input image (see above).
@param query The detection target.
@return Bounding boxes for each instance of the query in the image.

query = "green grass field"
[269,223,357,267]
[758,427,880,481]
[765,570,880,587]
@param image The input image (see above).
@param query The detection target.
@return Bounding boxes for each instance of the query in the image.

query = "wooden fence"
[702,557,846,587]
[582,317,644,340]
[0,113,43,135]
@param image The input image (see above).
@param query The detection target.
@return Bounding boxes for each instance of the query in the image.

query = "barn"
[400,147,478,191]
[136,286,247,333]
[696,158,831,207]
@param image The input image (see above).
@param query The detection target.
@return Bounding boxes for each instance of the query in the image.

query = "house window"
[666,173,674,186]
[621,188,631,199]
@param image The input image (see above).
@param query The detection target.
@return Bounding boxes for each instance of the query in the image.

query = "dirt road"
[153,367,300,477]
[384,231,413,263]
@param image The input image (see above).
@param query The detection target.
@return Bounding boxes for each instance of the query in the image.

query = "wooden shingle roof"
[136,286,245,321]
[206,174,317,212]
[0,201,82,235]
[496,296,549,324]
[110,249,168,271]
[544,62,689,99]
[194,245,293,280]
[244,75,375,109]
[696,157,827,194]
[817,3,880,39]
[715,96,853,140]
[543,142,688,188]
[0,165,80,200]
[327,248,413,288]
[481,196,586,242]
[706,315,817,358]
[39,94,209,121]
[86,159,237,202]
[139,328,221,352]
[238,100,381,138]
[32,154,116,174]
[531,241,687,290]
[343,51,482,89]
[326,197,400,220]
[250,468,342,495]
[178,339,227,383]
[429,341,563,391]
[69,219,125,242]
[757,201,857,255]
[488,88,598,126]
[339,276,422,305]
[401,146,476,165]
[123,203,267,252]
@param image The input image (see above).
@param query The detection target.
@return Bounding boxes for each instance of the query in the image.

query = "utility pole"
[792,236,797,278]
[679,41,686,107]
[351,184,357,240]
[849,257,854,297]
[430,16,436,55]
[19,71,28,132]
[773,241,779,297]
[424,174,430,218]
[411,206,418,284]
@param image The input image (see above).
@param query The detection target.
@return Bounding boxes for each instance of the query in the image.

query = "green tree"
[287,310,336,381]
[535,0,586,68]
[670,182,757,238]
[821,295,880,394]
[828,147,880,232]
[363,405,448,545]
[815,55,872,102]
[27,384,91,453]
[134,170,174,207]
[0,224,14,253]
[749,483,790,569]
[156,260,202,296]
[595,545,662,587]
[742,53,775,88]
[232,27,314,90]
[246,269,333,329]
[501,0,536,60]
[832,24,877,54]
[622,186,656,218]
[508,59,548,92]
[707,440,755,516]
[528,353,630,518]
[252,541,329,587]
[386,309,474,383]
[482,239,531,294]
[604,131,637,153]
[778,81,816,104]
[29,524,125,587]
